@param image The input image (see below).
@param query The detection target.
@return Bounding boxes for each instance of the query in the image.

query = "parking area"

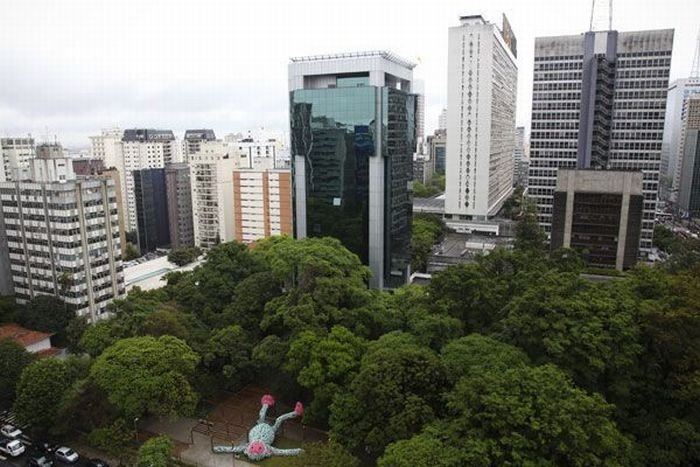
[0,411,114,467]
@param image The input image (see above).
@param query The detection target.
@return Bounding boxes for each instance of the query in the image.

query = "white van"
[0,438,26,457]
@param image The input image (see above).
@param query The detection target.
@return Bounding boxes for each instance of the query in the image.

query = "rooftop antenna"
[691,28,700,79]
[589,0,613,32]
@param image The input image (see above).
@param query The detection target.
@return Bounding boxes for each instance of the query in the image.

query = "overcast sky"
[1,0,698,148]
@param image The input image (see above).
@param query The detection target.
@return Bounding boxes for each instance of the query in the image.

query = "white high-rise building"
[1,137,35,182]
[89,128,123,170]
[120,129,177,232]
[438,108,448,131]
[189,140,237,248]
[0,155,124,321]
[445,15,518,221]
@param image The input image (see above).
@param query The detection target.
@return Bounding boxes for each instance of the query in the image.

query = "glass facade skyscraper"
[289,52,416,288]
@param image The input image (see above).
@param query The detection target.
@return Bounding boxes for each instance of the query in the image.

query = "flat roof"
[290,50,416,70]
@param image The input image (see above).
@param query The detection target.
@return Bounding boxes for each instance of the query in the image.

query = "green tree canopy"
[329,332,447,459]
[0,339,34,409]
[90,336,199,417]
[137,435,174,467]
[13,358,72,432]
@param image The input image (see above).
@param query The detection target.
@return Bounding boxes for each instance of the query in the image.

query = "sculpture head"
[245,440,270,461]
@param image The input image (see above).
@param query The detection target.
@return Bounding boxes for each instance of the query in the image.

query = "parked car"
[86,459,110,467]
[37,442,58,455]
[27,454,54,466]
[0,424,22,439]
[54,446,79,464]
[0,437,26,457]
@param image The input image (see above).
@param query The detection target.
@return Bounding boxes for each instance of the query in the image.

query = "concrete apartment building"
[189,138,237,248]
[120,129,177,233]
[528,28,674,257]
[182,129,217,163]
[513,126,528,187]
[677,97,700,216]
[444,15,518,224]
[89,128,123,170]
[0,154,125,321]
[551,170,643,270]
[1,137,35,182]
[165,162,194,248]
[289,50,416,288]
[232,169,293,244]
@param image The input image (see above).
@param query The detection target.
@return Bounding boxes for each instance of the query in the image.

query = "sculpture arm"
[269,447,304,457]
[212,444,246,454]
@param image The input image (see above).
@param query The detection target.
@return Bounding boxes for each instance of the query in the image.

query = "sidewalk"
[139,416,255,467]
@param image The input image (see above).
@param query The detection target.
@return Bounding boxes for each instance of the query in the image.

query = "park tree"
[440,334,529,384]
[13,358,72,432]
[90,336,199,417]
[137,435,174,467]
[498,271,642,396]
[0,296,18,323]
[124,242,140,260]
[79,321,122,357]
[411,215,445,272]
[167,246,202,266]
[379,431,467,467]
[329,332,447,459]
[285,326,367,425]
[0,339,34,409]
[202,325,254,387]
[87,418,133,462]
[513,197,546,253]
[439,363,633,466]
[284,441,361,467]
[17,295,74,343]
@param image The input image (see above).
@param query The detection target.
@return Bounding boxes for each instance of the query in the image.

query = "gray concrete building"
[165,162,194,248]
[677,97,700,217]
[528,28,674,258]
[551,170,643,270]
[1,137,35,182]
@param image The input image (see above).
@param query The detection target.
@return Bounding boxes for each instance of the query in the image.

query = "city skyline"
[1,0,698,147]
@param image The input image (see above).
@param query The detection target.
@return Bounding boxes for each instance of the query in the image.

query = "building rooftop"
[290,50,416,70]
[0,323,52,347]
[184,129,217,141]
[122,129,175,142]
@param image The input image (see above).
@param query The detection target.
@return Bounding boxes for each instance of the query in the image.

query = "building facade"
[677,97,700,216]
[289,51,416,288]
[89,128,123,170]
[513,126,527,186]
[189,140,236,248]
[232,169,293,244]
[445,15,518,221]
[428,129,446,176]
[182,129,217,163]
[528,29,674,257]
[0,157,124,321]
[662,78,700,192]
[1,137,35,182]
[133,168,170,252]
[120,129,177,232]
[165,163,194,248]
[551,170,643,270]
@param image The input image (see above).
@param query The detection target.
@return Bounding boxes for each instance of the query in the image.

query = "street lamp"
[133,417,139,440]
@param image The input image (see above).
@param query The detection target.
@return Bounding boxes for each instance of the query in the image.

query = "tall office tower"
[1,137,35,182]
[677,97,700,216]
[120,129,177,232]
[189,140,237,248]
[232,168,293,244]
[133,168,170,253]
[101,168,127,258]
[0,156,124,321]
[552,170,643,270]
[445,15,518,222]
[438,108,447,131]
[513,126,526,186]
[428,129,447,175]
[182,129,217,163]
[289,51,416,288]
[165,162,194,248]
[89,128,123,169]
[663,78,700,193]
[528,28,674,256]
[414,80,426,143]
